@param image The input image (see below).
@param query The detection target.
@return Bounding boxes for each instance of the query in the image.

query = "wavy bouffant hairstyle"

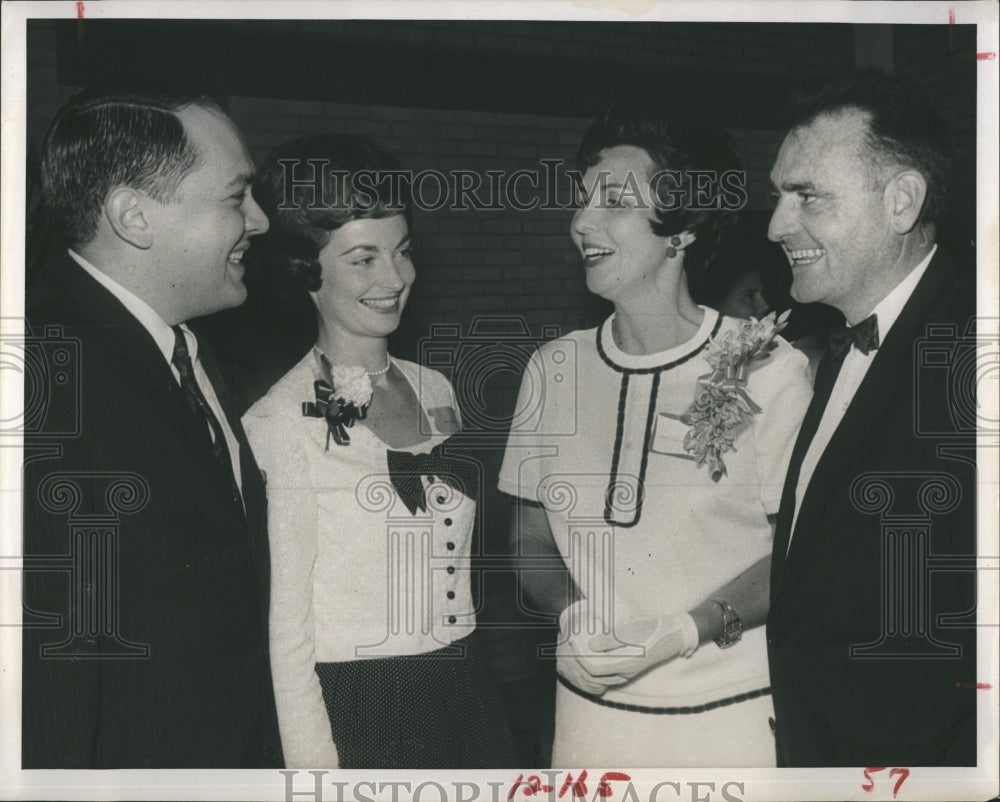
[249,134,412,295]
[576,101,745,282]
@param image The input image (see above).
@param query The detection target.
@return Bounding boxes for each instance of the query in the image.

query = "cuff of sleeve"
[679,611,700,658]
[760,495,782,517]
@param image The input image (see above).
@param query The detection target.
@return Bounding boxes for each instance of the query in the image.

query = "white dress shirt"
[69,249,243,495]
[788,245,937,548]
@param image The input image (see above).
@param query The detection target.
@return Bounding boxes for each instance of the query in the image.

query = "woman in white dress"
[498,105,813,767]
[243,134,517,769]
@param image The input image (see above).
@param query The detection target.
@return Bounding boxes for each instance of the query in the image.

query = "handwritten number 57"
[862,766,910,798]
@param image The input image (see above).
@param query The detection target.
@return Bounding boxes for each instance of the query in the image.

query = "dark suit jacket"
[22,253,283,768]
[767,249,977,767]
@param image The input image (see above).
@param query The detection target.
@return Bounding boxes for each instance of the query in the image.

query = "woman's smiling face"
[311,214,415,340]
[571,145,674,304]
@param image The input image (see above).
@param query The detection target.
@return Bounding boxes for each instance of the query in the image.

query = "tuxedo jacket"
[767,249,977,766]
[22,253,283,768]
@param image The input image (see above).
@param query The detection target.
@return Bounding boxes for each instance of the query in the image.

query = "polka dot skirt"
[314,632,519,769]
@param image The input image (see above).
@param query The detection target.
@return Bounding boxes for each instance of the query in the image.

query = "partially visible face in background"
[719,269,771,319]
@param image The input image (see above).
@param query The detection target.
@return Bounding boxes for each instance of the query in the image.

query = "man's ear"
[884,170,928,235]
[104,187,153,249]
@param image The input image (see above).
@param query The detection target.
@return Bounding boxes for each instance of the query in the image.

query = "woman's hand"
[578,612,700,681]
[556,599,629,695]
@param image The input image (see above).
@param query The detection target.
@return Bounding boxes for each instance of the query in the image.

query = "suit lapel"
[49,255,244,514]
[54,253,186,408]
[774,251,955,597]
[190,326,271,614]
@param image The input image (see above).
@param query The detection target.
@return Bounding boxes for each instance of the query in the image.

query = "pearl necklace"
[313,345,391,377]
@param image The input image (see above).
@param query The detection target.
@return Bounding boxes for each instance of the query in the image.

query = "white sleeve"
[747,338,814,515]
[497,347,548,503]
[243,399,339,769]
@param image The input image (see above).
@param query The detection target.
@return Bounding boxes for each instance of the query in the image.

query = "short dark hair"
[786,69,953,223]
[576,102,744,281]
[41,87,223,247]
[250,134,412,294]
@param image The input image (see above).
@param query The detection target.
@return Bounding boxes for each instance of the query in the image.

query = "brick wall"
[23,12,978,512]
[894,24,978,253]
[284,19,853,79]
[25,19,861,351]
[224,109,794,362]
[23,15,980,505]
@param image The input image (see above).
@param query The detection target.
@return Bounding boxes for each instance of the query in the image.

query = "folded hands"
[556,599,700,695]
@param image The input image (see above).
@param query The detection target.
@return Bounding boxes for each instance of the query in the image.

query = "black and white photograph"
[1,1,997,800]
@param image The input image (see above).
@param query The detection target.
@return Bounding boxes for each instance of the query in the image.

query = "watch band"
[711,597,742,648]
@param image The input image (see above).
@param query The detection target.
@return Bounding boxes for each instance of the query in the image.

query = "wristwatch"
[711,598,742,648]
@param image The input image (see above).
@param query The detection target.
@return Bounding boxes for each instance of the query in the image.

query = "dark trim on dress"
[604,372,631,525]
[558,673,772,715]
[595,316,723,375]
[598,315,723,528]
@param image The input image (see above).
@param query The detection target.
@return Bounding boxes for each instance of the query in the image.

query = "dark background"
[25,17,978,765]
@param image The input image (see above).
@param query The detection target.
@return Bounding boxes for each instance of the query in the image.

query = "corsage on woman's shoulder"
[302,353,373,449]
[681,310,790,482]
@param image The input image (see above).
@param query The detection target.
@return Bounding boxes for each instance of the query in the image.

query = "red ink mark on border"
[890,768,910,799]
[863,767,911,798]
[76,1,85,18]
[862,766,886,792]
[957,681,993,688]
[507,775,554,800]
[558,770,589,799]
[977,53,996,61]
[596,773,631,798]
[948,8,955,24]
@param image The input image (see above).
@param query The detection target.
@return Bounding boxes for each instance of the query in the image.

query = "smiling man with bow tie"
[765,70,977,767]
[22,87,283,768]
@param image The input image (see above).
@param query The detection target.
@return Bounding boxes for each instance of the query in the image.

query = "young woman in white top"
[243,134,517,769]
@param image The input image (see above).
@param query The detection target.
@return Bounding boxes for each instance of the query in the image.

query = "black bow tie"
[829,314,880,359]
[386,438,480,516]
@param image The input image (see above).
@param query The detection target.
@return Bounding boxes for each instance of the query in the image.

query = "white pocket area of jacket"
[649,412,694,460]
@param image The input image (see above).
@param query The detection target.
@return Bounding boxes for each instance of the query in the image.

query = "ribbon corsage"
[386,438,480,515]
[302,364,372,448]
[679,309,790,482]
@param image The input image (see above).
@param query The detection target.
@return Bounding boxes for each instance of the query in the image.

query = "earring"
[666,235,681,258]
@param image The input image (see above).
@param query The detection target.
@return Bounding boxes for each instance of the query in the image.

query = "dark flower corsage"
[302,363,372,448]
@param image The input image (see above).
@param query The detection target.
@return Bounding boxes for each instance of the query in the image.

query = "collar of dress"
[596,306,723,374]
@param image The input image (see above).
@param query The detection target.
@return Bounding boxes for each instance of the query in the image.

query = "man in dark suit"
[765,70,977,766]
[22,88,283,768]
